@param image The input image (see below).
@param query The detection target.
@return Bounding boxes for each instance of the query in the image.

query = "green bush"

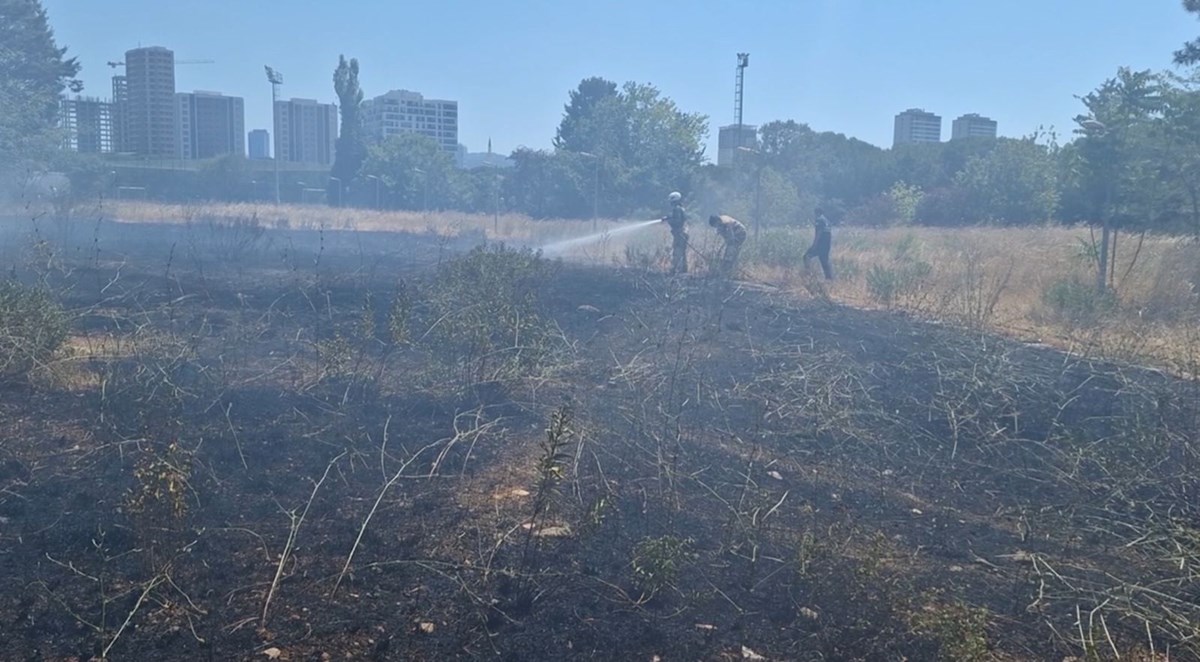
[742,227,810,269]
[867,260,932,307]
[423,244,557,384]
[632,535,695,599]
[0,280,68,382]
[1042,277,1117,325]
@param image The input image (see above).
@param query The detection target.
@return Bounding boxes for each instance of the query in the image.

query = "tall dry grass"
[108,200,607,246]
[104,201,1200,374]
[756,225,1200,375]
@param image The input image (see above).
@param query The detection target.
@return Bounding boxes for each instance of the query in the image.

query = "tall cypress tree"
[329,55,367,203]
[0,0,81,169]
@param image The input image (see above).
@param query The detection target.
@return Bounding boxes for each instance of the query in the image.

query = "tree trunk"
[1096,221,1110,294]
[1096,184,1112,294]
[1109,226,1118,291]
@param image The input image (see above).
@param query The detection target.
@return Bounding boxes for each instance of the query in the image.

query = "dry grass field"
[106,200,1200,376]
[0,199,1197,659]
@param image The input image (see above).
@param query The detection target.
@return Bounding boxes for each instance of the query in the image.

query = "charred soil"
[1,223,1198,661]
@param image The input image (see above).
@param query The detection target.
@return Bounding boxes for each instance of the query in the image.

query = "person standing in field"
[708,214,747,277]
[662,191,689,274]
[803,207,834,280]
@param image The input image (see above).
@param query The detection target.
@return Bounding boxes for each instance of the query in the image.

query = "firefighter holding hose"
[662,191,689,274]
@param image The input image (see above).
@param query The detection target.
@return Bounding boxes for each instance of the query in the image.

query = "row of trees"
[326,65,1200,241]
[325,69,708,219]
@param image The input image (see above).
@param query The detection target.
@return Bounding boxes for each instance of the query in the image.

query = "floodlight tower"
[735,53,749,150]
[265,66,283,204]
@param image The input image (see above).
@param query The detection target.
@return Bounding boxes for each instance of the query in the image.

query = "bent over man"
[661,191,688,274]
[708,214,747,276]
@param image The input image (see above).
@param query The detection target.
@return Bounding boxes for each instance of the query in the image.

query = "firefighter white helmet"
[668,191,682,203]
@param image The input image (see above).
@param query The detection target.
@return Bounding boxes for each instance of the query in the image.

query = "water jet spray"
[538,219,661,256]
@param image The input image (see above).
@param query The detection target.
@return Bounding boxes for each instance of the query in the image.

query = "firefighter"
[661,191,688,274]
[708,214,747,276]
[803,207,834,280]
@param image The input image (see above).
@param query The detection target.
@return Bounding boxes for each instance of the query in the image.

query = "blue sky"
[43,0,1198,156]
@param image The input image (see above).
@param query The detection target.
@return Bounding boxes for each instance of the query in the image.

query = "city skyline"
[43,1,1197,156]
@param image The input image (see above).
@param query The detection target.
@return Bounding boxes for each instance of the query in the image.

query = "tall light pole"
[735,53,749,160]
[265,66,283,205]
[578,151,600,231]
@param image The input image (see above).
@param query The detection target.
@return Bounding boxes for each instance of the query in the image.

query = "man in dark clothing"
[708,214,747,276]
[803,207,833,280]
[662,191,688,274]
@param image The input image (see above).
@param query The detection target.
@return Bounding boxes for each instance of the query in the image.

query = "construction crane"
[106,59,215,68]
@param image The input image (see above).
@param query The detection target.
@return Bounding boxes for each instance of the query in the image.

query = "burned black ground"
[0,221,1197,661]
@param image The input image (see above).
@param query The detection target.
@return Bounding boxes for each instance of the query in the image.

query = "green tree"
[1176,0,1200,65]
[330,55,366,201]
[553,77,619,153]
[1157,72,1200,236]
[888,181,924,225]
[505,149,585,219]
[616,82,708,209]
[954,136,1059,224]
[0,0,80,179]
[361,132,459,211]
[757,120,893,209]
[543,78,707,216]
[1072,68,1165,291]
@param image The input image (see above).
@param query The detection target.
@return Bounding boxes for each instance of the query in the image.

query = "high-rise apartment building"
[110,75,129,153]
[60,97,113,153]
[175,91,245,160]
[273,98,337,165]
[123,46,176,158]
[951,113,998,140]
[248,129,270,159]
[362,90,458,154]
[893,108,942,146]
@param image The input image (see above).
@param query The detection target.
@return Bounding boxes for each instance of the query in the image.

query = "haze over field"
[3,1,1200,660]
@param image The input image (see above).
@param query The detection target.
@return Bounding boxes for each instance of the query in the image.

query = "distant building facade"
[717,124,759,167]
[362,89,458,154]
[175,91,245,160]
[248,129,270,159]
[893,108,942,146]
[951,113,998,140]
[60,97,113,153]
[123,46,177,158]
[273,98,337,165]
[110,75,129,153]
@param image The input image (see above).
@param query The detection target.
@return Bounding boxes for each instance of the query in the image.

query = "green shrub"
[1042,277,1117,325]
[867,260,932,307]
[742,227,810,269]
[632,535,695,599]
[864,235,933,307]
[0,280,68,382]
[423,244,557,384]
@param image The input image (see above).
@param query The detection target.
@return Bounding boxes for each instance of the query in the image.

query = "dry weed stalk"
[261,450,345,627]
